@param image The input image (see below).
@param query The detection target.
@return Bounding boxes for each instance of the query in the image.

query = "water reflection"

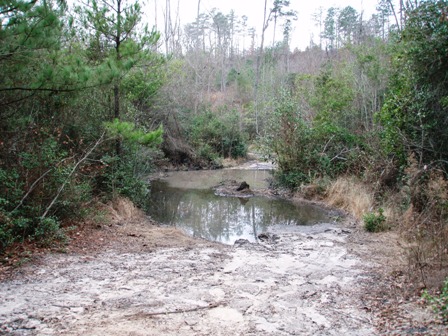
[160,169,272,190]
[147,179,330,245]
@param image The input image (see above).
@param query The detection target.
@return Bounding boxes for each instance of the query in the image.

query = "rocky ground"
[0,194,446,335]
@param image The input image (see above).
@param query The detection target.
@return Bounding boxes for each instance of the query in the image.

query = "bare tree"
[312,7,324,49]
[253,0,295,134]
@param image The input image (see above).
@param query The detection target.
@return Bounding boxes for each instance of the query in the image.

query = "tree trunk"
[254,0,269,135]
[114,84,121,155]
[114,0,122,156]
[387,0,401,31]
[165,0,171,55]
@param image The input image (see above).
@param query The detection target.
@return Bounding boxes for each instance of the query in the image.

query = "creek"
[147,169,331,244]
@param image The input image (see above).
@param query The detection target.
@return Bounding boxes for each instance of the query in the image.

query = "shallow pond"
[147,170,331,244]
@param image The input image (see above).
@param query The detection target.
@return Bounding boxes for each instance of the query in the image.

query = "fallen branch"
[126,301,224,318]
[41,132,105,219]
[12,168,52,213]
[321,135,335,154]
[12,156,75,213]
[326,307,373,325]
[52,304,82,309]
[330,148,352,162]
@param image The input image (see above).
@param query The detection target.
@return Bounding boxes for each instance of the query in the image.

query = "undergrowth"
[423,278,448,323]
[400,155,448,288]
[363,208,386,232]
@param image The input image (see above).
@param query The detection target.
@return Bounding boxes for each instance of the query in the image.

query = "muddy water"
[148,170,330,244]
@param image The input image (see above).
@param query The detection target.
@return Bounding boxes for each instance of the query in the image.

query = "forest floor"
[0,163,446,335]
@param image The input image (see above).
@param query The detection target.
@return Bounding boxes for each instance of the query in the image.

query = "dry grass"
[398,166,448,287]
[325,176,374,221]
[364,156,448,289]
[321,158,448,291]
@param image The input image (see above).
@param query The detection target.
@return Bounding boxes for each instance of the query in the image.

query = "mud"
[0,177,445,335]
[1,222,378,335]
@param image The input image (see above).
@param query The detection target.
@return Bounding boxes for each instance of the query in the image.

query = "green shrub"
[197,143,219,163]
[98,149,152,209]
[261,90,367,188]
[0,168,22,211]
[423,278,448,322]
[0,221,13,254]
[0,214,67,253]
[33,217,66,247]
[378,1,448,170]
[275,171,308,190]
[105,119,163,146]
[11,217,33,241]
[47,179,93,221]
[363,208,386,232]
[188,109,248,160]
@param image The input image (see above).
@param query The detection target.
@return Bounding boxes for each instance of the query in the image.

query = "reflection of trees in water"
[147,182,329,244]
[147,181,182,224]
[238,198,249,205]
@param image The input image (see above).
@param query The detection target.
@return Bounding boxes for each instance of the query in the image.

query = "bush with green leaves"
[423,277,448,322]
[188,109,247,162]
[33,217,67,247]
[0,118,163,254]
[100,120,164,209]
[104,119,163,146]
[262,90,367,189]
[0,136,88,253]
[311,64,356,129]
[196,143,219,163]
[0,214,67,253]
[98,153,150,209]
[0,224,12,254]
[378,1,448,169]
[363,208,386,232]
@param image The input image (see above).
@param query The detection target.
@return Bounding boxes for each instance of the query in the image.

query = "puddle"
[147,170,331,244]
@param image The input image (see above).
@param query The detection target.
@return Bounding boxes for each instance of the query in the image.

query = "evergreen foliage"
[379,0,448,167]
[105,119,163,146]
[0,0,163,253]
[188,110,247,162]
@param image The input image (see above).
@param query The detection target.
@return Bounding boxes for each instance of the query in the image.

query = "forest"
[1,0,448,313]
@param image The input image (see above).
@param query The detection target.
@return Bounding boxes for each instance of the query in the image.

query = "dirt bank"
[0,197,445,335]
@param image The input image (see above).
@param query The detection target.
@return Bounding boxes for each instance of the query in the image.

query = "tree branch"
[41,132,106,219]
[0,87,78,93]
[125,302,224,318]
[0,0,38,15]
[12,168,53,213]
[0,92,36,108]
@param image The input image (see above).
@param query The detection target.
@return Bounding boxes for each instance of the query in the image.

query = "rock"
[257,233,280,243]
[258,233,269,241]
[213,180,254,198]
[234,239,250,246]
[236,181,250,191]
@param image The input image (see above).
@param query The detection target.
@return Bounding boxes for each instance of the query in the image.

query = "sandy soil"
[0,197,445,335]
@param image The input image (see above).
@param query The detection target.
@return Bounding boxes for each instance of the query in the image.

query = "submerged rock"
[257,232,280,243]
[213,179,254,198]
